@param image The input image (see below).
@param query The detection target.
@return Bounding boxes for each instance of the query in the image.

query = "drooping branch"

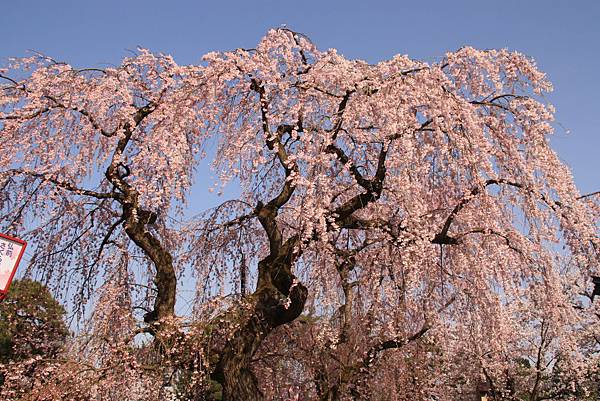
[455,228,527,258]
[44,94,123,138]
[89,216,126,269]
[432,178,577,245]
[2,169,116,200]
[0,81,122,137]
[352,295,456,375]
[362,324,431,368]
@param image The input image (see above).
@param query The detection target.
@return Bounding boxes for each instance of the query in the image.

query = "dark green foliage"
[0,279,68,363]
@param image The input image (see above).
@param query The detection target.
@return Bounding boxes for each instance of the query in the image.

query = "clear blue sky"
[2,0,599,196]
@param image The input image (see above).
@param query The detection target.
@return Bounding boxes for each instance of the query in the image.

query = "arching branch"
[3,169,116,200]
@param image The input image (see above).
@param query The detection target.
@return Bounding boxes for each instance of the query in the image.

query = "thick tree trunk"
[122,205,176,324]
[212,112,309,399]
[216,246,307,401]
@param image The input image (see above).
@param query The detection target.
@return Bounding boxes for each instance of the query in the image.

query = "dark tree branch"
[328,89,354,142]
[369,295,455,364]
[578,190,600,200]
[432,178,571,245]
[333,144,388,223]
[89,216,126,268]
[3,169,116,200]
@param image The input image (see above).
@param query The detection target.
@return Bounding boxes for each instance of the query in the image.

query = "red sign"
[0,233,27,300]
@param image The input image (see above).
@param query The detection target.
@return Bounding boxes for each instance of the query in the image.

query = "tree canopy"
[0,29,598,400]
[0,279,67,363]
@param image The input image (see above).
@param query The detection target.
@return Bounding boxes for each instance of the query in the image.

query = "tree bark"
[123,205,176,324]
[216,237,307,401]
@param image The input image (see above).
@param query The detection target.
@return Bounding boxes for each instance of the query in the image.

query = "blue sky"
[2,0,598,194]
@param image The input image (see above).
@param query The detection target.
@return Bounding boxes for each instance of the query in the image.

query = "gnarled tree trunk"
[216,223,307,400]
